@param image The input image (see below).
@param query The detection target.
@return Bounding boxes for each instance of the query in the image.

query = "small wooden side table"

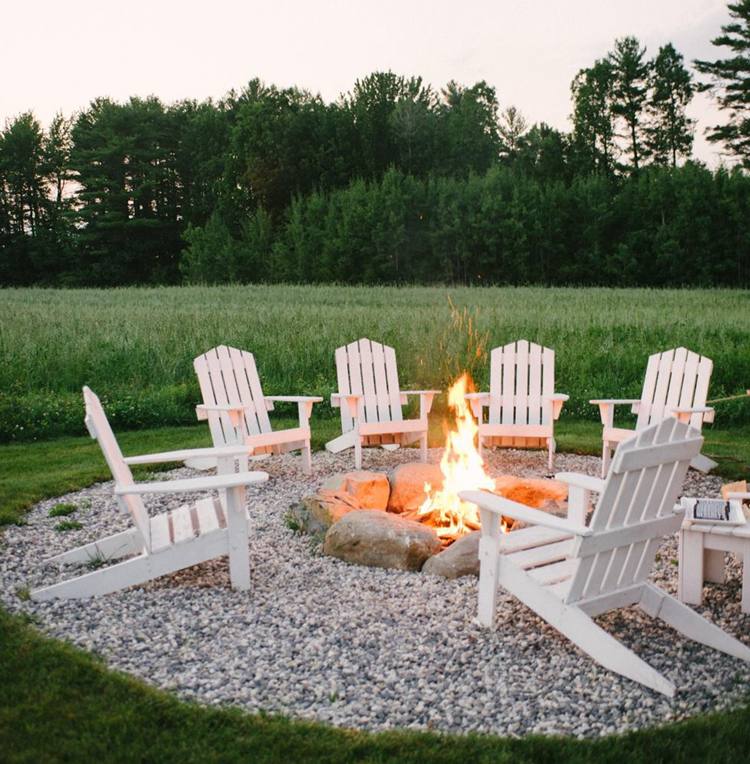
[678,494,750,614]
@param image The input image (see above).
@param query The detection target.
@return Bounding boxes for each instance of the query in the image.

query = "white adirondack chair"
[591,347,715,478]
[30,387,269,601]
[460,418,750,697]
[194,345,322,474]
[465,340,569,471]
[325,338,439,469]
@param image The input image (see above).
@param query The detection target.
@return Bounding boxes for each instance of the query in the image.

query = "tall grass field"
[1,285,749,441]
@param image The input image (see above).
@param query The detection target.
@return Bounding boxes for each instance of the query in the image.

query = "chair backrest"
[635,347,712,431]
[335,338,403,432]
[565,417,703,605]
[194,345,272,447]
[83,387,151,551]
[488,340,555,426]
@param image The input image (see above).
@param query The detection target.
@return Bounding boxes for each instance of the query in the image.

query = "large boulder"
[323,510,441,571]
[493,475,568,516]
[322,471,390,510]
[286,492,360,535]
[387,463,444,514]
[422,531,480,579]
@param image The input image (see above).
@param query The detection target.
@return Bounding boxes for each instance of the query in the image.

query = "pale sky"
[0,0,735,166]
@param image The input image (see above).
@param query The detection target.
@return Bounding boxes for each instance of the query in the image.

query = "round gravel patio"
[2,448,749,738]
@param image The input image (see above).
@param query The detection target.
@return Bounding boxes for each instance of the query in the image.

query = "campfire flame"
[417,373,496,540]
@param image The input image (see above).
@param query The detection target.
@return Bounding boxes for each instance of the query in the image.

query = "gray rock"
[323,509,441,570]
[422,531,480,579]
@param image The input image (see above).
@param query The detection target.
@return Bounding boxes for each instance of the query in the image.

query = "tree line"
[3,3,750,287]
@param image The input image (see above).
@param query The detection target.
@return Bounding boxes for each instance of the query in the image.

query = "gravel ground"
[2,447,749,738]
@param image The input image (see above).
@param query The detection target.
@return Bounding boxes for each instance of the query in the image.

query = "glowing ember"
[417,373,496,540]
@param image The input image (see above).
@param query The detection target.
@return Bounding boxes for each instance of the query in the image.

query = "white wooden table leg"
[743,551,750,614]
[678,529,705,605]
[225,484,250,590]
[704,548,725,584]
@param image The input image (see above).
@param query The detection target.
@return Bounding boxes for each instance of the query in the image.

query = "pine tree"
[571,59,617,174]
[648,44,694,167]
[695,0,750,166]
[609,36,651,171]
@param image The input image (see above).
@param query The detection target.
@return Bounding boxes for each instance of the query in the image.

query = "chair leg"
[420,432,428,463]
[601,441,611,478]
[547,437,555,472]
[354,438,362,470]
[301,441,312,475]
[225,485,250,590]
[31,553,154,601]
[641,583,750,663]
[476,510,502,628]
[46,527,143,565]
[742,552,750,614]
[498,560,675,695]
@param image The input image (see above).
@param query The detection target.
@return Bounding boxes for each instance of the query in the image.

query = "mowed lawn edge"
[2,420,750,761]
[2,607,750,764]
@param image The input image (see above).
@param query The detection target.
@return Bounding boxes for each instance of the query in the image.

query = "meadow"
[1,285,750,441]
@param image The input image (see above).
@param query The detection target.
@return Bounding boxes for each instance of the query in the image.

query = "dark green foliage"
[183,164,750,286]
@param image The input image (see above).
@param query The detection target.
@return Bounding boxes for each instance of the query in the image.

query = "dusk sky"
[1,0,735,165]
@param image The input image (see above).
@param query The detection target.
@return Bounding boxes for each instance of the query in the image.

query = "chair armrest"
[124,444,255,466]
[726,492,750,500]
[590,399,641,427]
[196,403,251,424]
[265,395,322,425]
[331,392,363,406]
[400,390,439,418]
[554,472,605,494]
[544,393,569,420]
[265,395,323,403]
[331,392,363,420]
[589,399,641,405]
[459,490,591,536]
[671,406,715,424]
[116,471,269,495]
[464,392,490,419]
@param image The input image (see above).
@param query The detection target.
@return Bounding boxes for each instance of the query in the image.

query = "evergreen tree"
[647,44,694,167]
[609,36,651,171]
[695,0,750,166]
[498,105,528,157]
[571,59,617,174]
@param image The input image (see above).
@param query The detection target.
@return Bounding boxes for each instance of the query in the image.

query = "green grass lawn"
[2,416,750,760]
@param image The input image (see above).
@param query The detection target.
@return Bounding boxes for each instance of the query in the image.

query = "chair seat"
[603,426,635,444]
[479,422,553,439]
[358,418,426,437]
[150,497,226,552]
[246,426,309,448]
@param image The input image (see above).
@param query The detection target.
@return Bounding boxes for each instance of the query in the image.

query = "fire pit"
[291,373,568,576]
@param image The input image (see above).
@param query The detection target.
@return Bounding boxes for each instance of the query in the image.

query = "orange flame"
[418,373,496,539]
